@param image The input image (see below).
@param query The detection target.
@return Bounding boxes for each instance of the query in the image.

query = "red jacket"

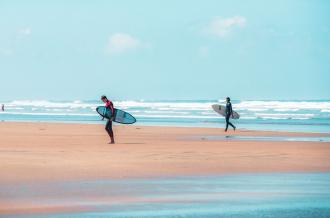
[105,100,115,116]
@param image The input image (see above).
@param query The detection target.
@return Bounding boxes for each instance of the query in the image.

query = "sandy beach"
[1,122,329,183]
[1,122,330,216]
[2,1,330,216]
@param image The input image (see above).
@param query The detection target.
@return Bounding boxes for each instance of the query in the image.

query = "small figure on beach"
[1,104,4,112]
[101,95,115,144]
[225,97,236,132]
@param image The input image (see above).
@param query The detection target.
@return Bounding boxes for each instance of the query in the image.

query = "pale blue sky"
[0,0,329,100]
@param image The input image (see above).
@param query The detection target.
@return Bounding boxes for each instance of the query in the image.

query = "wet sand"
[1,173,330,217]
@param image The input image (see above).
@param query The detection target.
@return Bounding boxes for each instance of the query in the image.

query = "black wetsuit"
[105,119,113,138]
[105,100,115,143]
[225,102,236,131]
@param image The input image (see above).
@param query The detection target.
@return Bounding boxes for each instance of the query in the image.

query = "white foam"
[255,113,315,120]
[240,116,257,120]
[274,109,300,112]
[247,108,269,112]
[4,107,24,110]
[1,111,96,116]
[236,101,330,111]
[135,114,219,119]
[8,100,330,112]
[115,101,212,111]
[143,110,190,114]
[3,100,329,122]
[8,100,98,109]
[259,117,288,120]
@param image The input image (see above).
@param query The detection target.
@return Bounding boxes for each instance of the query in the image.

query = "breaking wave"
[1,100,329,132]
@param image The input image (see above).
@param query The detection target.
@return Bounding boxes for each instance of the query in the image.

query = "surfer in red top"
[101,95,115,144]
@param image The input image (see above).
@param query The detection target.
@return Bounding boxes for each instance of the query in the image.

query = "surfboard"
[212,104,240,119]
[96,106,136,124]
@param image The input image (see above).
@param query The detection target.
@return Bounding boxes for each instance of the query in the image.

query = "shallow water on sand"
[3,173,330,218]
[191,135,330,142]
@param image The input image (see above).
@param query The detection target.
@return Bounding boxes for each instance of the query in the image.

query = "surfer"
[101,95,115,144]
[225,97,236,132]
[1,104,4,112]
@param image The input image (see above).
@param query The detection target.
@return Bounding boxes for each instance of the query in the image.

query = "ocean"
[0,100,329,133]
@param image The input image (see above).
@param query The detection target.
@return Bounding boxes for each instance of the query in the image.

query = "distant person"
[101,95,115,144]
[225,97,236,132]
[1,104,4,112]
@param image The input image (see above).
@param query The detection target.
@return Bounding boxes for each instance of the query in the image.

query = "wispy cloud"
[106,33,143,55]
[0,27,32,56]
[205,16,246,38]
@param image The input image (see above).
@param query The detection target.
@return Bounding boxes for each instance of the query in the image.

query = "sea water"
[3,173,330,218]
[0,99,329,133]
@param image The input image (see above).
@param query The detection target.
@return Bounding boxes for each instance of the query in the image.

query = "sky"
[0,0,329,101]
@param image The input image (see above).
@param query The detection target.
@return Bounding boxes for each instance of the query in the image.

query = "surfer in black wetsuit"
[101,95,115,144]
[225,97,236,132]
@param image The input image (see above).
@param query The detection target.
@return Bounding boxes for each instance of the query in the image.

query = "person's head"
[101,95,108,103]
[226,97,231,103]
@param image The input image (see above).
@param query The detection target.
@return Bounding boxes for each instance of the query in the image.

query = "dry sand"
[0,122,329,183]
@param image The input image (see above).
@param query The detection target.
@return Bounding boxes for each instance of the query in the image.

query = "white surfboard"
[212,104,240,119]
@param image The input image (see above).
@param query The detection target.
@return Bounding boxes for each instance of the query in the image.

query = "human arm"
[229,103,234,118]
[109,102,115,121]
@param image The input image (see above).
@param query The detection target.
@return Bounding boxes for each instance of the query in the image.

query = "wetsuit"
[105,100,115,142]
[225,102,236,131]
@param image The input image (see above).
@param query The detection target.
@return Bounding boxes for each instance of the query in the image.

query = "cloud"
[106,33,142,55]
[205,16,246,38]
[19,27,32,35]
[0,27,32,56]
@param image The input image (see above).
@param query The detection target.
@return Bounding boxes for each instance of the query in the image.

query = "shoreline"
[2,114,330,134]
[1,120,330,136]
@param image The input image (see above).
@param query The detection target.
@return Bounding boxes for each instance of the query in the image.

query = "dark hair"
[226,97,230,101]
[101,95,107,100]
